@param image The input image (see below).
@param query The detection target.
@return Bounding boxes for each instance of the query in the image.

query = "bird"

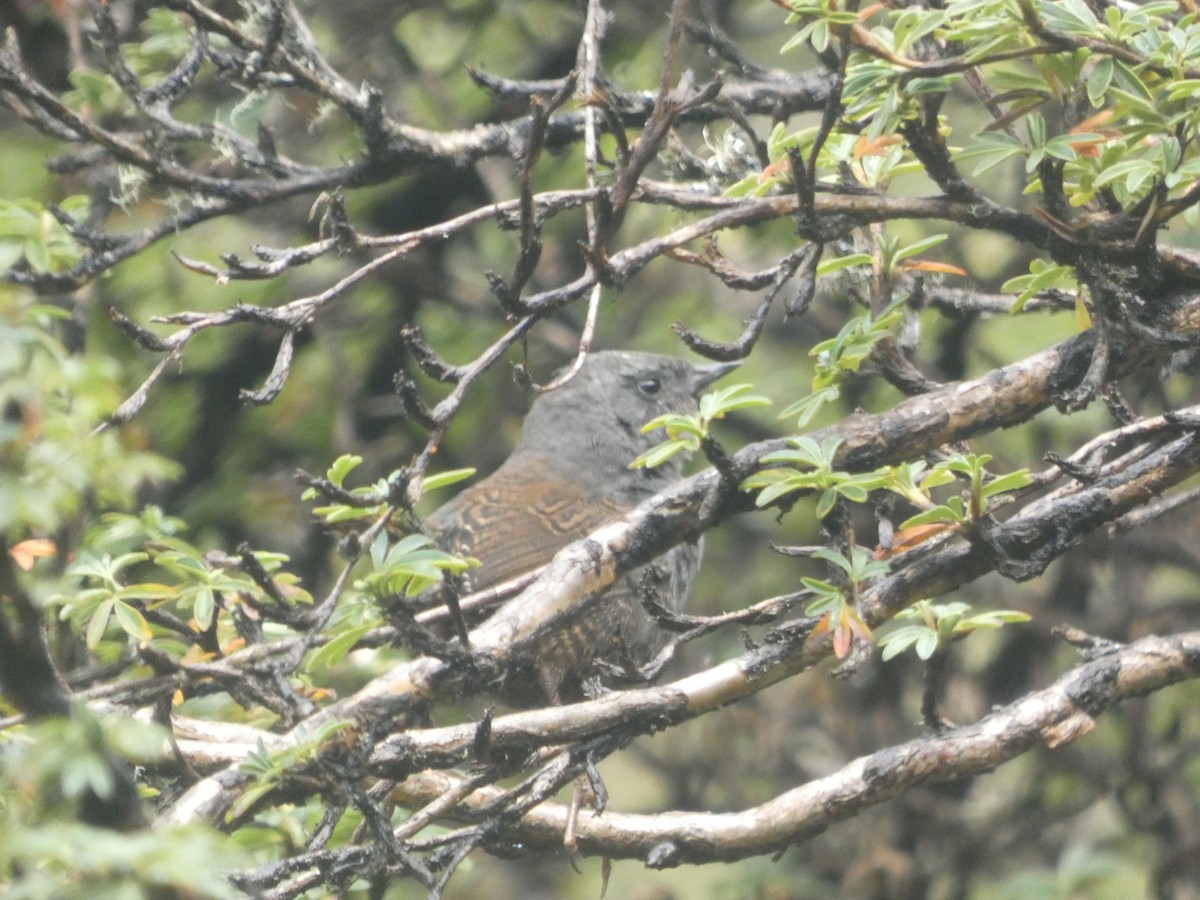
[425,350,737,706]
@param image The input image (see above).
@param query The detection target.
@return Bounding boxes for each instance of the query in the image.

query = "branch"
[383,631,1200,864]
[160,301,1200,825]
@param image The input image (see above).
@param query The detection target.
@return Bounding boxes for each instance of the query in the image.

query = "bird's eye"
[637,378,662,396]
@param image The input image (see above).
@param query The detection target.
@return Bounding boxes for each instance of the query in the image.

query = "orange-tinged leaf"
[833,619,853,658]
[180,644,217,664]
[875,522,959,558]
[1069,109,1116,133]
[896,260,967,276]
[1066,112,1119,158]
[848,610,874,643]
[173,689,185,706]
[223,637,247,654]
[854,134,904,158]
[280,581,313,605]
[859,3,886,20]
[759,157,792,182]
[1069,133,1118,158]
[8,539,56,571]
[809,612,832,641]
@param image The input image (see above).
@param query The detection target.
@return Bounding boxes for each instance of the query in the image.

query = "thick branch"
[161,299,1200,825]
[385,631,1200,864]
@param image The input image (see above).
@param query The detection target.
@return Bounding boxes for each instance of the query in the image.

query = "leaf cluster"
[0,299,177,536]
[744,443,1031,536]
[0,714,245,898]
[630,384,770,470]
[51,524,308,652]
[0,198,88,276]
[743,436,887,517]
[801,545,886,658]
[302,454,476,524]
[878,599,1031,661]
[230,719,354,823]
[899,453,1033,529]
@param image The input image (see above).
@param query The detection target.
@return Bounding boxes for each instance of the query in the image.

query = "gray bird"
[426,350,736,705]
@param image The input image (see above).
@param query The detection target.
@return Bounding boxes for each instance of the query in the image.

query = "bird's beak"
[690,360,740,396]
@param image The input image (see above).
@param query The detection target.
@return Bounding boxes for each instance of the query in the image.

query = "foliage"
[354,531,477,599]
[899,454,1033,529]
[51,525,311,649]
[301,454,477,524]
[741,446,1032,540]
[878,599,1031,661]
[0,714,245,899]
[777,238,959,429]
[229,719,354,823]
[0,296,177,535]
[742,436,889,517]
[801,545,886,658]
[631,383,771,469]
[0,198,88,275]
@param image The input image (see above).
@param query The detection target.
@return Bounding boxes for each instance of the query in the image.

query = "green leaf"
[816,253,875,275]
[1084,55,1112,105]
[891,233,948,266]
[1039,0,1099,34]
[745,471,815,507]
[965,610,1031,628]
[919,467,957,490]
[630,438,690,470]
[227,780,276,823]
[0,238,24,273]
[24,237,51,273]
[318,504,379,523]
[112,600,153,642]
[980,469,1032,499]
[900,505,964,529]
[810,547,852,574]
[641,412,698,435]
[762,435,842,470]
[778,385,841,429]
[422,467,476,492]
[725,172,768,197]
[762,438,822,468]
[837,483,869,503]
[914,630,940,659]
[698,383,771,420]
[1092,158,1157,191]
[815,488,837,519]
[878,624,928,660]
[308,622,377,670]
[955,132,1025,176]
[386,533,436,559]
[0,200,41,237]
[326,454,363,487]
[86,599,115,649]
[800,576,840,598]
[193,587,216,630]
[1003,260,1077,312]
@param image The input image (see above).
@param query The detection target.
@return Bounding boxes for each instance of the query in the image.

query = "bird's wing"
[425,464,626,590]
